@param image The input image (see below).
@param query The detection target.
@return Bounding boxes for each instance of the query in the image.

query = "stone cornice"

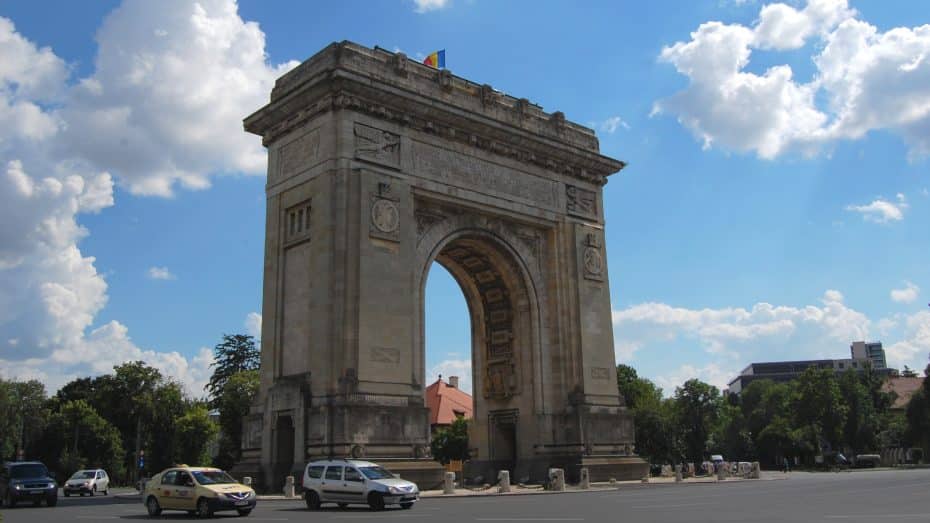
[244,41,625,186]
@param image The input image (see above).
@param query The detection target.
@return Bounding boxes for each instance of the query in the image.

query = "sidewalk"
[251,472,786,501]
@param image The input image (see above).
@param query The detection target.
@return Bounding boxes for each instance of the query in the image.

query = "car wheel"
[91,485,96,496]
[305,490,321,510]
[197,497,213,518]
[401,502,414,509]
[338,502,349,509]
[237,508,252,517]
[145,496,162,517]
[367,492,385,511]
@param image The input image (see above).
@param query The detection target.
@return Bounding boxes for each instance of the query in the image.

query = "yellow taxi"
[142,465,255,518]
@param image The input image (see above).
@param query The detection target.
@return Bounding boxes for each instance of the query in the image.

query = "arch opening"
[419,230,539,479]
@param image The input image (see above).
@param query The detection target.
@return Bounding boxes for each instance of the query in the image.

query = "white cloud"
[0,2,286,395]
[244,311,262,339]
[428,358,472,395]
[615,289,930,392]
[413,0,450,13]
[654,363,737,393]
[148,266,176,280]
[655,0,930,159]
[597,116,630,134]
[845,193,908,223]
[58,0,298,196]
[891,281,920,304]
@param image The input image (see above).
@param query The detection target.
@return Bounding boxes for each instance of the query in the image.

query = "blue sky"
[0,0,927,396]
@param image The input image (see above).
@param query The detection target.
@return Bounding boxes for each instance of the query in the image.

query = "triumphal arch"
[239,42,646,488]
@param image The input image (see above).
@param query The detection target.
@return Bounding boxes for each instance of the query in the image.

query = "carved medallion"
[583,247,603,277]
[371,199,399,234]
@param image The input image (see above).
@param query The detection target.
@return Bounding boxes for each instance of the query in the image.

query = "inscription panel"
[370,346,400,365]
[275,128,320,184]
[412,141,557,209]
[566,184,597,219]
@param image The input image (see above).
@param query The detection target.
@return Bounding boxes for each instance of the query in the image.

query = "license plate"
[235,500,249,506]
[29,489,43,494]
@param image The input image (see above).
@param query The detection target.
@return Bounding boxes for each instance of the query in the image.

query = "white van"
[302,459,419,511]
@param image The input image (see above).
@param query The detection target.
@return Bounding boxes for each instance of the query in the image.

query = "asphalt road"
[0,469,927,522]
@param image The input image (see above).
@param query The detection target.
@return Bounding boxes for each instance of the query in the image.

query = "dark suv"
[0,461,58,508]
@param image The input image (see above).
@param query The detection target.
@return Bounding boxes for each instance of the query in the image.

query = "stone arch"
[414,205,552,475]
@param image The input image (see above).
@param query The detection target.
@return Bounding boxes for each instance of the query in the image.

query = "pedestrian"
[783,457,790,473]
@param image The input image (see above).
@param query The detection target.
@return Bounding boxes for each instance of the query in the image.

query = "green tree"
[213,370,259,470]
[615,365,679,463]
[174,403,219,466]
[838,369,877,454]
[0,378,49,460]
[674,379,721,462]
[41,400,125,482]
[793,367,847,460]
[206,334,260,405]
[904,362,930,456]
[430,417,470,464]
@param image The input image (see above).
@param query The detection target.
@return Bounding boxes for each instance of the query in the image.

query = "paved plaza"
[1,469,926,522]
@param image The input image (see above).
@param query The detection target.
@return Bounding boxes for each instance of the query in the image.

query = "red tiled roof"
[425,378,473,426]
[882,377,925,410]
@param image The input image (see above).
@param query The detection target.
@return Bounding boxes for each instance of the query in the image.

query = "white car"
[63,469,109,496]
[302,459,419,511]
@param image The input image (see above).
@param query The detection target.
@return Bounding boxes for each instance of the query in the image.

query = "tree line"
[618,361,930,467]
[0,334,259,484]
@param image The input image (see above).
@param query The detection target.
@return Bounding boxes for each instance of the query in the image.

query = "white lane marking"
[334,514,434,519]
[76,517,117,520]
[826,515,929,519]
[630,501,716,509]
[475,519,584,521]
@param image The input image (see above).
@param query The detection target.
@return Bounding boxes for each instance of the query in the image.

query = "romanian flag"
[423,49,446,69]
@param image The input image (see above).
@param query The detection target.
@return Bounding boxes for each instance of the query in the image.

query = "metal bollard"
[283,476,296,498]
[579,467,590,489]
[675,464,683,483]
[750,462,761,479]
[716,463,726,481]
[498,470,511,493]
[548,468,565,491]
[443,472,456,494]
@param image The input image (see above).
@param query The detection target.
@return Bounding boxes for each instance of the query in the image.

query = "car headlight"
[48,483,56,489]
[13,484,21,490]
[388,486,403,494]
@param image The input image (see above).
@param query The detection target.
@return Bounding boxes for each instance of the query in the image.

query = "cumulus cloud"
[655,0,930,159]
[890,281,920,304]
[654,363,737,393]
[148,266,176,280]
[244,311,262,339]
[0,1,289,394]
[845,193,908,223]
[413,0,450,13]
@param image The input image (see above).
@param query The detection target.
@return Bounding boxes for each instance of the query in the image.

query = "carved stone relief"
[566,184,597,219]
[484,360,518,399]
[370,347,400,365]
[355,122,400,168]
[590,367,610,380]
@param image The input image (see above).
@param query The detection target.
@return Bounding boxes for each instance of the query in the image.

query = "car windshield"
[11,464,48,479]
[359,466,394,480]
[191,470,236,485]
[70,471,96,479]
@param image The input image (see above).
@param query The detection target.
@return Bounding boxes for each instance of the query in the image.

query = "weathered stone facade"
[238,41,647,489]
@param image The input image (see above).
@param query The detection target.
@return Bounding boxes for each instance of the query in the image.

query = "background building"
[425,376,473,434]
[728,341,893,395]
